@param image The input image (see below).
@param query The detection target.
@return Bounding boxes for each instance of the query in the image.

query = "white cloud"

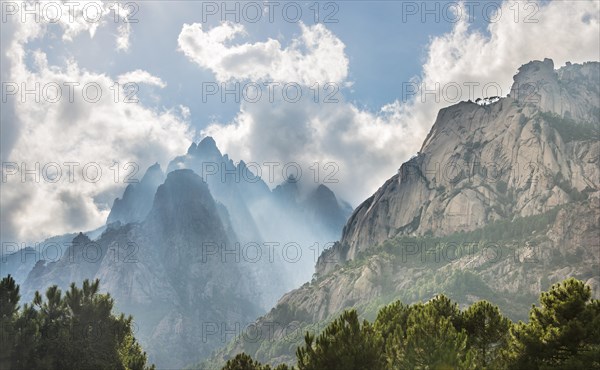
[3,0,598,243]
[191,0,600,206]
[1,3,191,243]
[421,0,600,100]
[118,69,167,88]
[177,21,348,84]
[116,24,131,51]
[11,0,135,51]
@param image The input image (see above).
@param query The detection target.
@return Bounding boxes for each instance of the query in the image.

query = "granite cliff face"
[210,60,599,368]
[322,59,599,270]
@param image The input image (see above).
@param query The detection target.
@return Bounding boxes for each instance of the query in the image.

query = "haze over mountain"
[2,0,599,368]
[2,138,352,368]
[2,58,598,369]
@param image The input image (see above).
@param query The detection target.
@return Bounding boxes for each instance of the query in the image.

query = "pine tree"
[221,353,293,370]
[373,300,410,348]
[296,310,384,370]
[428,294,463,331]
[222,353,265,370]
[509,278,600,369]
[462,300,511,368]
[0,275,20,368]
[0,275,154,370]
[387,303,475,369]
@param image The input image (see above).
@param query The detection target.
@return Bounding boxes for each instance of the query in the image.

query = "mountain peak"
[194,136,222,159]
[315,184,334,196]
[142,162,163,180]
[155,169,212,207]
[273,176,299,204]
[187,142,197,154]
[107,163,166,225]
[198,136,217,150]
[73,231,90,244]
[146,168,227,245]
[199,136,216,146]
[508,59,599,123]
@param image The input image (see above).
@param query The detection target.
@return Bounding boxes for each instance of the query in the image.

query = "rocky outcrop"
[510,59,599,122]
[324,60,599,269]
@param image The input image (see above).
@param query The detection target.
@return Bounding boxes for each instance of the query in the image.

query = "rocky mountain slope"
[5,138,352,367]
[20,170,262,368]
[207,59,600,368]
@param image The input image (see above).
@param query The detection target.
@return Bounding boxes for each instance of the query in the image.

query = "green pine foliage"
[296,310,385,370]
[224,278,599,370]
[221,352,292,370]
[509,278,600,369]
[463,301,512,368]
[0,275,154,370]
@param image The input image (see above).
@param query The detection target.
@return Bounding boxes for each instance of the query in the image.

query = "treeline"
[0,275,154,370]
[222,278,599,370]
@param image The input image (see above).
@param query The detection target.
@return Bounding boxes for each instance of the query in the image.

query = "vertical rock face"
[324,59,599,270]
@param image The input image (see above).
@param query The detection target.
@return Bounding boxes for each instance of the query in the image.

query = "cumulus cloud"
[421,0,600,100]
[177,21,348,84]
[118,69,167,88]
[188,0,599,206]
[7,0,135,50]
[3,0,599,244]
[1,3,191,243]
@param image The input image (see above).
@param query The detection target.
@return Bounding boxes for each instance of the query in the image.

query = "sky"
[1,0,599,244]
